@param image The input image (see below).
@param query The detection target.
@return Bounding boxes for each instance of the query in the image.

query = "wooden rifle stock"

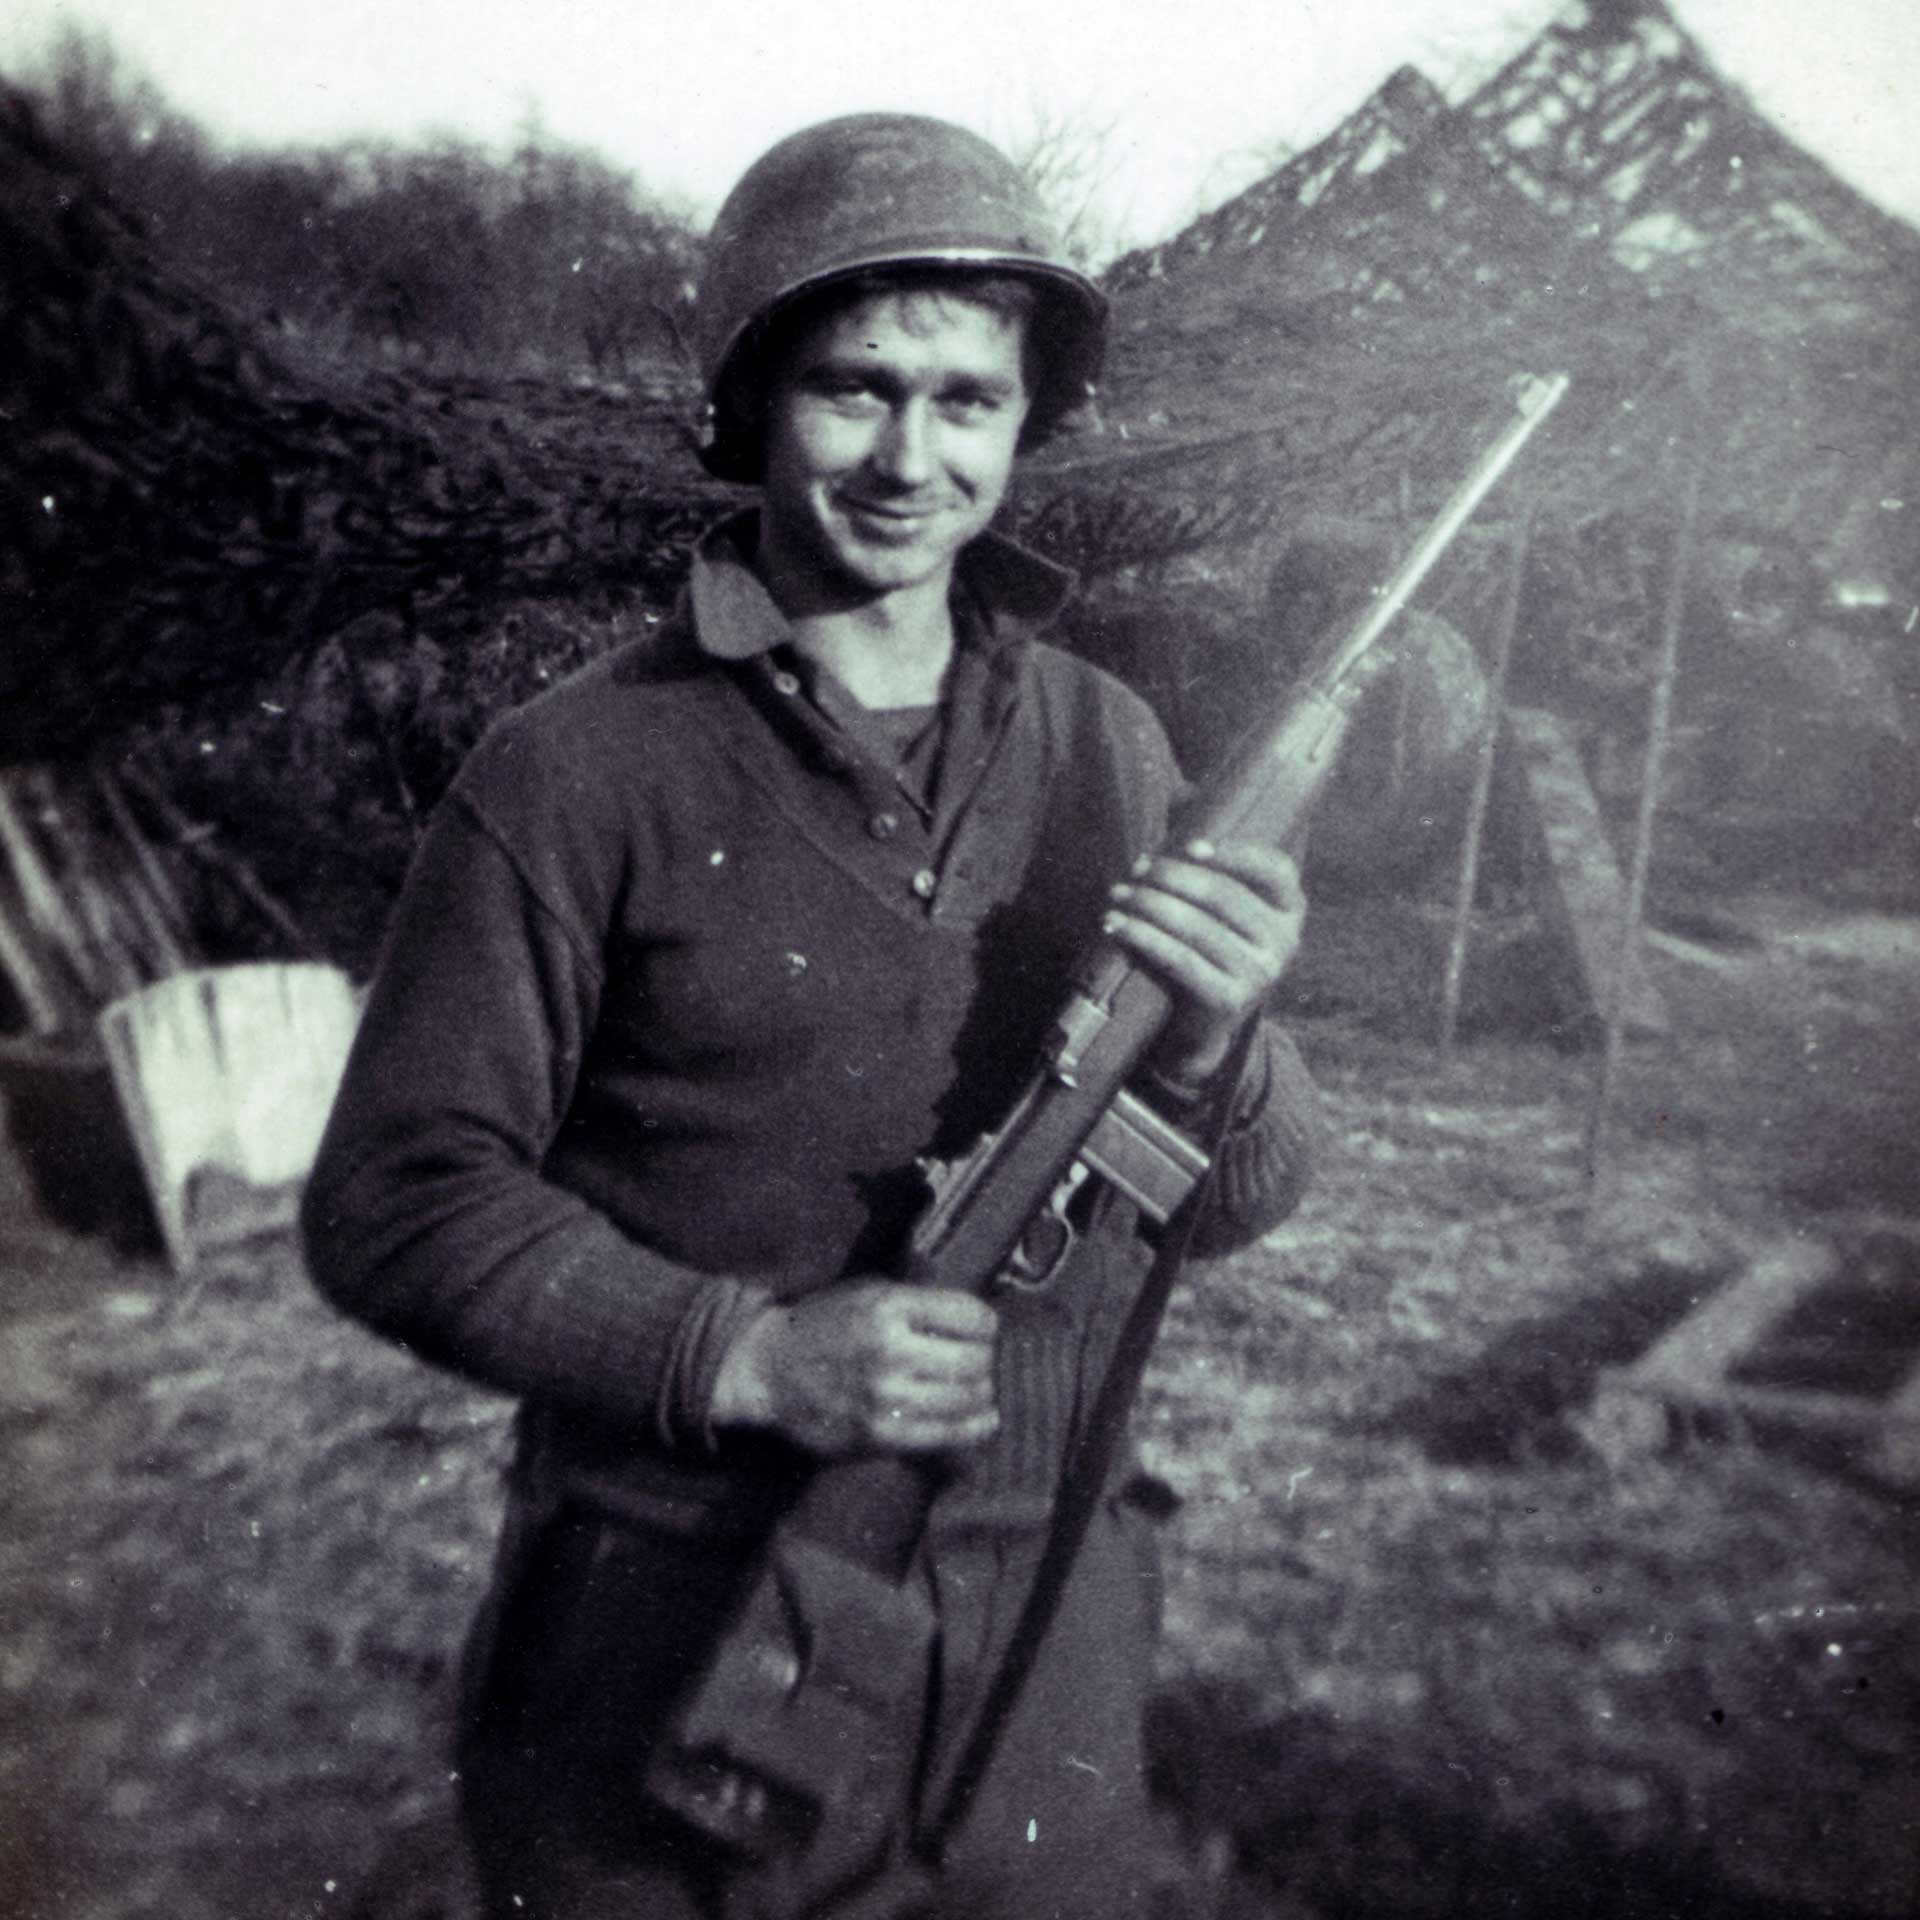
[643,373,1569,1907]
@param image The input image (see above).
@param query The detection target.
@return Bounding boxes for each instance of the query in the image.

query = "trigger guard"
[994,1160,1090,1294]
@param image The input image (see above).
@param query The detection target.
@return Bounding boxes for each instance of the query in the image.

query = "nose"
[871,398,935,489]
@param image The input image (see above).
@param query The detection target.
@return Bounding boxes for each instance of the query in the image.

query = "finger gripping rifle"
[642,374,1569,1917]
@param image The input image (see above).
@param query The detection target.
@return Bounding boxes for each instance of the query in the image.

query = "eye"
[802,370,886,413]
[938,387,1007,423]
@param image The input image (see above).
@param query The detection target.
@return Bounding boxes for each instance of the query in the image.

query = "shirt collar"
[686,509,1074,665]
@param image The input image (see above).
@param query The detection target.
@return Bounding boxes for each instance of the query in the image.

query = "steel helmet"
[694,113,1107,481]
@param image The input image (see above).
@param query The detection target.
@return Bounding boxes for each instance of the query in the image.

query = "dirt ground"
[1,879,1915,1920]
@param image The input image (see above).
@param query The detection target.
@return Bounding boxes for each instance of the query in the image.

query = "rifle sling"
[916,1022,1255,1861]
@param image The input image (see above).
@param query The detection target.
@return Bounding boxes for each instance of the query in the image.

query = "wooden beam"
[1594,1231,1920,1489]
[120,763,315,959]
[1589,457,1699,1183]
[94,769,197,975]
[1439,497,1533,1052]
[0,885,70,1034]
[39,780,147,1006]
[0,771,108,1006]
[1504,707,1668,1042]
[1623,1239,1836,1395]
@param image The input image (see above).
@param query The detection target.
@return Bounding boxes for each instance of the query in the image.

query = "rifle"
[642,372,1570,1917]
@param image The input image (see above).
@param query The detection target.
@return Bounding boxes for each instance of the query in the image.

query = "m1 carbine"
[643,372,1570,1918]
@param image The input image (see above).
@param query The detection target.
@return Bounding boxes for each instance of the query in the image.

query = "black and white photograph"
[1,2,1915,1915]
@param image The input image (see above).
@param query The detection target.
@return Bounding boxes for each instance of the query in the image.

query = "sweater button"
[911,867,938,901]
[868,810,900,840]
[770,668,801,697]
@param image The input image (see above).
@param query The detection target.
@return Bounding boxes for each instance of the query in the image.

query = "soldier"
[304,114,1320,1919]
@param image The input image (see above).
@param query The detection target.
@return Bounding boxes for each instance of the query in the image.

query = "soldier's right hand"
[709,1281,1000,1457]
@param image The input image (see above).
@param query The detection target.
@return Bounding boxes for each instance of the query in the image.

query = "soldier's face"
[760,289,1031,599]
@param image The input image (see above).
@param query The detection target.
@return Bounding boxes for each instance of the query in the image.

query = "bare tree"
[30,22,211,242]
[15,30,703,376]
[500,124,701,377]
[994,94,1128,272]
[1183,132,1299,229]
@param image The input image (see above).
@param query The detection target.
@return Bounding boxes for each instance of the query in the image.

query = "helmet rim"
[693,114,1106,482]
[702,245,1104,422]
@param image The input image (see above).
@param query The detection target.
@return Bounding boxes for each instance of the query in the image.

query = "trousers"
[455,1484,1163,1919]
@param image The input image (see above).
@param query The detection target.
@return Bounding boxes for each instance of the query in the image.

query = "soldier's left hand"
[1102,840,1305,1087]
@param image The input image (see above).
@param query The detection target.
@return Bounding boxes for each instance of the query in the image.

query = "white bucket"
[97,962,361,1270]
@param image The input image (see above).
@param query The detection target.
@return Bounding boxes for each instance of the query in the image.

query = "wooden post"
[32,769,148,1004]
[1586,457,1701,1188]
[0,888,68,1033]
[1439,500,1534,1053]
[1391,469,1417,790]
[94,769,196,974]
[120,763,316,958]
[0,771,108,1006]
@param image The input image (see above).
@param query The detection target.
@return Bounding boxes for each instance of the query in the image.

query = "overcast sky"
[3,0,1916,249]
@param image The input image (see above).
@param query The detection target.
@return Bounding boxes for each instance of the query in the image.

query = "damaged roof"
[3,0,1915,761]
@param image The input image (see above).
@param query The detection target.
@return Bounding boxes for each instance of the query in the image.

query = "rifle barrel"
[1318,373,1568,693]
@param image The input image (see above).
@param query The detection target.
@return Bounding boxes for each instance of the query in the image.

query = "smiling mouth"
[839,497,948,524]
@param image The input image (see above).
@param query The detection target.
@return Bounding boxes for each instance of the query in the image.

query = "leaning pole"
[1438,497,1536,1054]
[1585,454,1702,1191]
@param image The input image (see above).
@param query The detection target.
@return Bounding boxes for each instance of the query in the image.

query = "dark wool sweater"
[303,520,1319,1522]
